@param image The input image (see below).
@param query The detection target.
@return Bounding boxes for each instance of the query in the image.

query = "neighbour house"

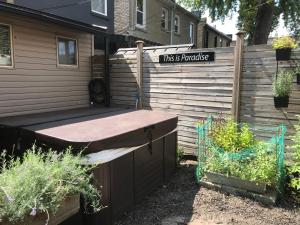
[114,0,199,47]
[0,2,106,118]
[196,18,232,48]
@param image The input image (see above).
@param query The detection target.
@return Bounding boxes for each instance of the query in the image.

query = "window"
[189,22,194,43]
[174,15,180,34]
[205,31,209,48]
[57,37,78,66]
[91,0,107,16]
[0,24,13,67]
[136,0,146,27]
[161,8,168,30]
[214,36,218,47]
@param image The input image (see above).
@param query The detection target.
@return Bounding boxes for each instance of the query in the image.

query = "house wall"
[0,12,93,118]
[13,0,114,34]
[114,0,198,45]
[197,19,231,48]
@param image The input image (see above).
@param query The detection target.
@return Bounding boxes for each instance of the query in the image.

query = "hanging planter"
[296,73,300,85]
[272,70,294,108]
[275,48,292,61]
[272,36,297,61]
[294,66,300,85]
[274,96,289,108]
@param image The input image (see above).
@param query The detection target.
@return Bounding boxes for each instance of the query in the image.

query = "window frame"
[174,15,180,34]
[136,0,146,29]
[91,0,107,16]
[189,22,195,44]
[0,23,14,69]
[161,8,168,30]
[56,35,79,68]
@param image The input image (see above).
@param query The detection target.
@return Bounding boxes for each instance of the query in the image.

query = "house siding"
[0,12,93,118]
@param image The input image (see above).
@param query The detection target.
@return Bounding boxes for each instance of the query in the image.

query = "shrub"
[0,146,102,224]
[210,118,256,152]
[272,70,294,97]
[289,117,300,202]
[205,142,278,186]
[272,36,298,49]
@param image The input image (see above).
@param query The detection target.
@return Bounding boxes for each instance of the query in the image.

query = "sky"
[203,11,290,40]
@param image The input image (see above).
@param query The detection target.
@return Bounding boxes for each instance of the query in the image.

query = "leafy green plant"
[272,70,294,97]
[210,118,256,152]
[205,142,277,185]
[272,36,298,49]
[294,65,300,75]
[0,146,102,224]
[289,117,300,202]
[177,147,184,162]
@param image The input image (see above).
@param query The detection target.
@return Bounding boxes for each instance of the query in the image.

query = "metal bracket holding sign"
[159,52,215,64]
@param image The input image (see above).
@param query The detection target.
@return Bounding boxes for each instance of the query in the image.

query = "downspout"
[170,2,176,45]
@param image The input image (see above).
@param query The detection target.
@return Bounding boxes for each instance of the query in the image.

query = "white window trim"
[91,0,107,16]
[0,23,14,69]
[56,36,79,68]
[161,8,168,30]
[174,15,180,34]
[189,22,195,44]
[136,0,146,29]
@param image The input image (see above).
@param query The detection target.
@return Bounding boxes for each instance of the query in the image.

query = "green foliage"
[289,117,300,201]
[177,147,185,162]
[272,36,298,49]
[210,118,256,152]
[272,70,294,97]
[0,147,102,223]
[294,65,300,75]
[178,0,300,43]
[205,142,278,185]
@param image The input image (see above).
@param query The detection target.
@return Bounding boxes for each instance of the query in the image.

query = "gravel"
[115,161,299,225]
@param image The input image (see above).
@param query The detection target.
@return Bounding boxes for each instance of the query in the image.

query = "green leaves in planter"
[272,70,294,97]
[289,116,300,202]
[0,146,102,224]
[272,36,298,49]
[210,118,256,152]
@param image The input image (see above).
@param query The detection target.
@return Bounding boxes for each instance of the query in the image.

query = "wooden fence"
[108,40,300,161]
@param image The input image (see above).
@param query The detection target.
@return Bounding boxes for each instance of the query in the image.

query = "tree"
[178,0,300,45]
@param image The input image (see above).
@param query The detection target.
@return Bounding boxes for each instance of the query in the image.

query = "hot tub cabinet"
[0,108,178,225]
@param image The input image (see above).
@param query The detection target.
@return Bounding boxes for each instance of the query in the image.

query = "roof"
[162,0,199,21]
[0,2,106,34]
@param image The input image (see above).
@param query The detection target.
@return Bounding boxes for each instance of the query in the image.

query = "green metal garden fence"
[195,116,286,196]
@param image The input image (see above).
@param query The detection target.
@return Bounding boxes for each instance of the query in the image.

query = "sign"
[159,52,215,63]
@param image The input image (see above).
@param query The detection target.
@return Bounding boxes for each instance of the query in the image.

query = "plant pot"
[204,171,267,194]
[274,96,289,108]
[296,73,300,85]
[2,195,80,225]
[276,48,292,61]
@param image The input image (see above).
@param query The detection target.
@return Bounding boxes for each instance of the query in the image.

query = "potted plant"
[0,147,102,225]
[294,65,300,85]
[272,70,294,108]
[272,36,297,61]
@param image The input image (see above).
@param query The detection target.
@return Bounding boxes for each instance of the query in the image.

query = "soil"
[115,161,299,225]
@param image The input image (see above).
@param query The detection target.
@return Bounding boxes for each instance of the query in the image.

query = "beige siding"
[0,12,93,118]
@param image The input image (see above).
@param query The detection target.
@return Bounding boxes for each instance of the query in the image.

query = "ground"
[115,161,299,225]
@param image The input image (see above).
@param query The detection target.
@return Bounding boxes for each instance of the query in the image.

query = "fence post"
[136,40,144,109]
[232,31,246,122]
